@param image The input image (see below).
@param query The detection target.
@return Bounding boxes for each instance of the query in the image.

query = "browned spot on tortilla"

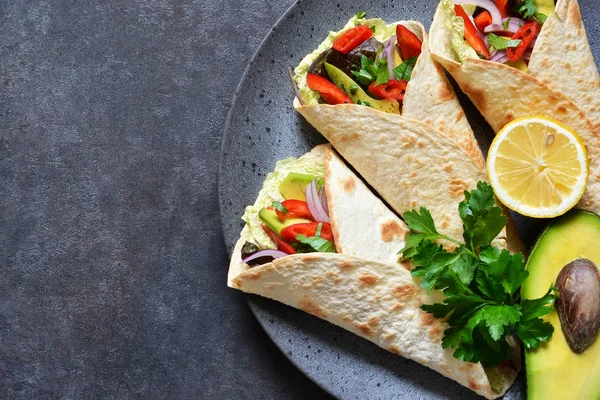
[505,112,514,122]
[455,111,464,123]
[342,133,361,142]
[380,220,405,242]
[368,316,379,327]
[382,331,396,341]
[341,176,355,193]
[450,177,470,198]
[392,284,416,301]
[353,321,373,336]
[240,269,263,280]
[326,270,341,284]
[303,254,320,263]
[311,275,325,287]
[556,104,568,114]
[389,303,404,312]
[342,315,352,322]
[400,261,413,271]
[565,62,572,70]
[444,163,453,173]
[299,297,327,319]
[340,260,353,270]
[463,84,487,114]
[417,139,426,148]
[388,345,402,356]
[568,0,582,28]
[410,171,418,178]
[468,378,483,392]
[438,81,453,101]
[232,276,243,288]
[441,220,449,228]
[420,312,436,328]
[359,274,378,286]
[428,324,444,341]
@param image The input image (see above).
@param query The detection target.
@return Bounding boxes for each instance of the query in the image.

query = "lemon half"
[487,116,589,218]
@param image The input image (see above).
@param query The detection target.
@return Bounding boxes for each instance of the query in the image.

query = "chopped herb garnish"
[534,12,547,24]
[518,0,538,20]
[350,84,358,94]
[398,182,556,366]
[357,100,372,107]
[487,33,522,51]
[271,201,288,214]
[393,56,418,81]
[296,234,336,253]
[356,10,367,19]
[503,18,510,30]
[352,55,390,86]
[370,25,376,33]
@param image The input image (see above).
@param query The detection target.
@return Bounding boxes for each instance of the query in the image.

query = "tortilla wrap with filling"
[231,253,520,399]
[295,103,525,254]
[293,17,485,169]
[227,144,408,287]
[428,0,600,214]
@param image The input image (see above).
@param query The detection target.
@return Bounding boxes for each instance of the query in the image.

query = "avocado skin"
[523,211,600,400]
[258,208,309,237]
[324,62,399,114]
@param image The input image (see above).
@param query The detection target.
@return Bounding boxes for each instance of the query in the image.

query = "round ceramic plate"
[219,0,600,398]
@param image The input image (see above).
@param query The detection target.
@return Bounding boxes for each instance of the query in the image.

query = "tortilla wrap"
[232,253,520,399]
[428,0,600,214]
[294,18,485,169]
[295,103,525,254]
[227,144,408,287]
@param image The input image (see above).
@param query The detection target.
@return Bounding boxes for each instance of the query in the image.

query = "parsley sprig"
[393,56,417,81]
[517,0,547,24]
[352,55,389,86]
[399,182,556,366]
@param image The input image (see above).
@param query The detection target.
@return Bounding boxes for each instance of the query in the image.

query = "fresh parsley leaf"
[374,67,390,86]
[403,207,440,235]
[518,0,537,19]
[271,201,287,214]
[402,182,557,366]
[487,33,522,51]
[534,12,547,24]
[352,55,390,87]
[349,84,358,94]
[356,99,372,107]
[393,56,417,81]
[356,10,367,19]
[296,234,336,253]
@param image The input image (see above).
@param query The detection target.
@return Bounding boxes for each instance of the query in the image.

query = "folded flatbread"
[295,103,525,254]
[227,122,521,399]
[429,0,600,214]
[294,17,485,169]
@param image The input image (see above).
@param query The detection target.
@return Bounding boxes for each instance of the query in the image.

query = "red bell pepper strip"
[368,80,408,101]
[332,25,374,55]
[396,25,422,60]
[262,225,297,254]
[507,20,542,62]
[306,73,353,105]
[474,11,492,33]
[280,222,334,243]
[454,5,490,59]
[495,0,510,18]
[276,200,314,221]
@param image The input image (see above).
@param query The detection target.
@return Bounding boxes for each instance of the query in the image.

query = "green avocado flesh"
[523,211,600,400]
[324,62,400,114]
[258,208,309,237]
[278,172,315,201]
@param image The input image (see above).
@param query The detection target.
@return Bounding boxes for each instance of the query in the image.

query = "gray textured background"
[0,1,333,398]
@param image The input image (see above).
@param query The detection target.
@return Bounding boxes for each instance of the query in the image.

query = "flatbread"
[232,253,519,399]
[228,144,409,287]
[429,0,600,215]
[295,104,524,254]
[294,19,485,169]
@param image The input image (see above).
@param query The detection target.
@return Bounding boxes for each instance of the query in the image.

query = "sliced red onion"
[453,0,502,26]
[306,180,330,223]
[484,17,526,34]
[243,249,288,263]
[383,34,397,49]
[386,47,396,76]
[490,50,508,63]
[287,66,304,105]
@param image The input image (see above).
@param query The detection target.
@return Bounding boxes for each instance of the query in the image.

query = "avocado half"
[523,211,600,400]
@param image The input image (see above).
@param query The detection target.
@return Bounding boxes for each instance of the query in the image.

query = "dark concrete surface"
[0,1,332,398]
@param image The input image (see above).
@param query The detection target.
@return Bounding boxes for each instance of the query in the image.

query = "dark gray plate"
[219,0,600,398]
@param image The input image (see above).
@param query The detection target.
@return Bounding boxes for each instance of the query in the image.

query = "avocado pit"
[555,258,600,354]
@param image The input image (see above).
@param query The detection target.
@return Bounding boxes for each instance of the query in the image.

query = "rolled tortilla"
[295,103,525,254]
[429,0,600,214]
[227,144,409,287]
[294,18,485,169]
[232,253,520,399]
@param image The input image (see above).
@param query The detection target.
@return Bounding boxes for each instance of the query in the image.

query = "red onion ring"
[453,0,503,26]
[243,249,288,263]
[306,180,330,223]
[484,17,526,34]
[490,50,508,63]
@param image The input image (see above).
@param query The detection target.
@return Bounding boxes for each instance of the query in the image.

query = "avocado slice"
[279,172,316,201]
[324,62,400,114]
[258,208,310,237]
[523,211,600,400]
